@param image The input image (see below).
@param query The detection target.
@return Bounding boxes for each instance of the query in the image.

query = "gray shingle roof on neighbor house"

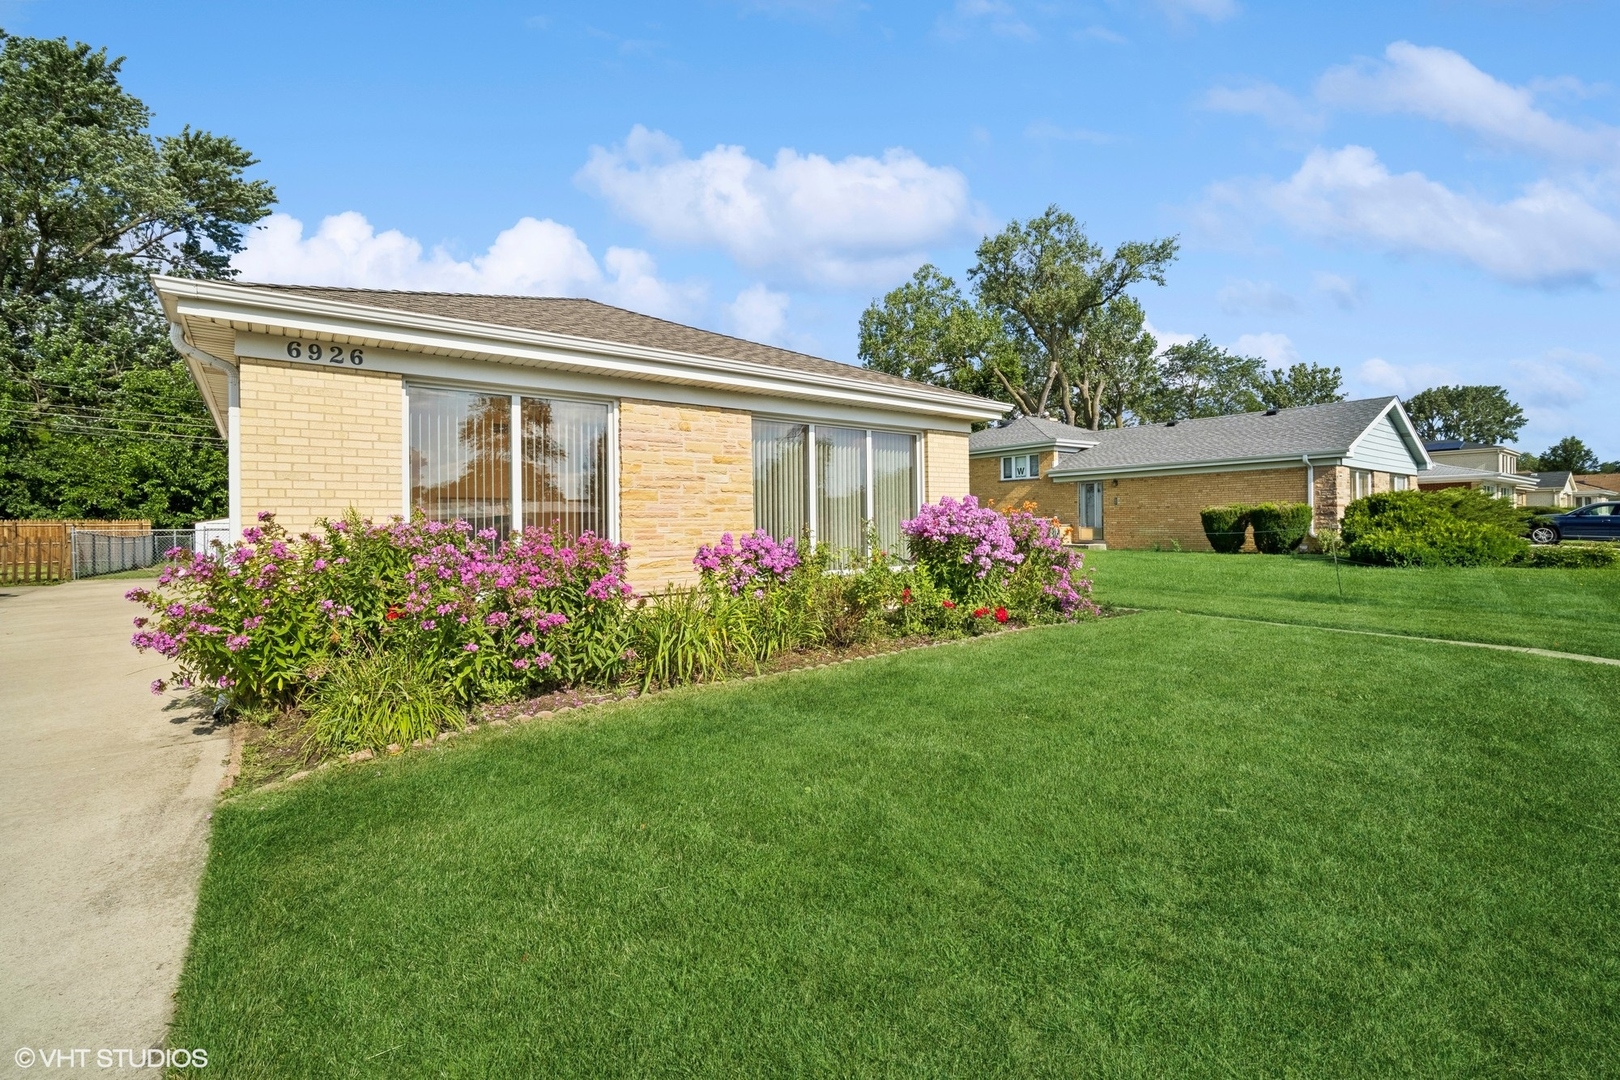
[967,415,1099,454]
[228,283,995,404]
[1013,396,1412,476]
[1529,471,1575,489]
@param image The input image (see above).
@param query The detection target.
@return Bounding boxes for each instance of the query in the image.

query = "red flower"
[901,586,913,605]
[972,607,990,618]
[941,600,957,609]
[385,607,402,621]
[994,606,1009,624]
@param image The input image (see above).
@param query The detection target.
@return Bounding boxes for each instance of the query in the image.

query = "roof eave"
[1048,450,1349,480]
[152,276,1011,423]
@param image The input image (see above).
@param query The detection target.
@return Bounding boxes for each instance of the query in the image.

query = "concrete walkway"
[0,578,229,1067]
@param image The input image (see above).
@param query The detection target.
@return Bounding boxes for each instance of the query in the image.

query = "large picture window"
[752,419,917,556]
[408,387,512,536]
[409,385,612,539]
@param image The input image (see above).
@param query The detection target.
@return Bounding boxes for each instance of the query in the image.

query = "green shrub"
[1248,502,1313,554]
[1342,491,1529,567]
[1518,543,1620,569]
[303,650,465,755]
[1199,505,1251,554]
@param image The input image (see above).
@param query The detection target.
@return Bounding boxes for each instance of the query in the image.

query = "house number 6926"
[286,340,364,366]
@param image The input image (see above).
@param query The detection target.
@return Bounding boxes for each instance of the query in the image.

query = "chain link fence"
[71,528,213,579]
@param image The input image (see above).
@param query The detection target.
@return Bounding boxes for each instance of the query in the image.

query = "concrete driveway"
[0,577,229,1069]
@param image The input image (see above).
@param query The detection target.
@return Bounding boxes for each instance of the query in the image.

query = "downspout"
[170,324,242,541]
[1302,454,1316,536]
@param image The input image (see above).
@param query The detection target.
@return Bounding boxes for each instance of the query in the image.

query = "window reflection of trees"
[409,389,511,535]
[521,398,609,539]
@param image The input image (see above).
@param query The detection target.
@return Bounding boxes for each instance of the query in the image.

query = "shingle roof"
[1049,397,1407,475]
[226,282,993,404]
[968,415,1099,454]
[1529,471,1574,489]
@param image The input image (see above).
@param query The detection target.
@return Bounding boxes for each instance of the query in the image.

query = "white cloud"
[1202,82,1324,132]
[1356,357,1455,396]
[1247,145,1620,285]
[1508,348,1608,408]
[1316,42,1620,164]
[938,0,1035,39]
[1217,279,1298,315]
[576,125,982,288]
[1312,271,1366,309]
[723,284,792,344]
[1231,331,1299,367]
[233,211,702,319]
[1079,25,1127,45]
[1145,320,1196,351]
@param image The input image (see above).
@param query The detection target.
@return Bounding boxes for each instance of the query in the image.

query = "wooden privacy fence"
[0,520,151,584]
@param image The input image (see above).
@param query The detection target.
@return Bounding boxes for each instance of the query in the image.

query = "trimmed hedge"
[1341,491,1529,567]
[1519,543,1620,569]
[1248,502,1313,554]
[1199,505,1250,554]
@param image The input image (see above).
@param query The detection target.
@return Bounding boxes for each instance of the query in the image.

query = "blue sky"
[11,0,1619,456]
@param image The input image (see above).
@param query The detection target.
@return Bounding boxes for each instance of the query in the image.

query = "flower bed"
[131,499,1097,760]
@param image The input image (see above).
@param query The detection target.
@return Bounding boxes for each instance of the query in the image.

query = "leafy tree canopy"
[1260,362,1345,411]
[1533,436,1600,474]
[857,265,1017,402]
[1403,385,1527,445]
[0,30,275,525]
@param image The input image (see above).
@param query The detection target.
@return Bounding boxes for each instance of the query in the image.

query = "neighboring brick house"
[153,278,1005,588]
[968,397,1431,551]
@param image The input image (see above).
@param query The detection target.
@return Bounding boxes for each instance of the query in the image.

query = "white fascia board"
[968,438,1097,458]
[153,277,1009,424]
[1047,453,1345,482]
[181,352,227,435]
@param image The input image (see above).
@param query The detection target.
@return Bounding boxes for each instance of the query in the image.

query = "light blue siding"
[1344,412,1422,474]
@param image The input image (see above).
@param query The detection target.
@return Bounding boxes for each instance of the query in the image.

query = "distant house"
[1524,471,1581,508]
[1574,474,1620,504]
[1418,440,1537,504]
[967,397,1430,551]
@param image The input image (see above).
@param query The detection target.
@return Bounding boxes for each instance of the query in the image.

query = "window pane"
[872,431,916,558]
[1001,457,1012,481]
[816,425,867,554]
[753,420,809,542]
[521,397,610,538]
[408,387,511,535]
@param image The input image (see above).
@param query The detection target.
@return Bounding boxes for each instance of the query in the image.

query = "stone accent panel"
[619,398,753,589]
[237,359,403,535]
[923,431,970,504]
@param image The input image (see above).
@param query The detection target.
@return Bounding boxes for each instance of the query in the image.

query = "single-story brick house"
[1418,439,1536,504]
[153,277,1007,587]
[968,396,1431,550]
[1522,471,1580,508]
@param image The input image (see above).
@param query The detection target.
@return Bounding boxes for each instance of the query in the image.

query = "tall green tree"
[1137,337,1266,421]
[1076,295,1158,429]
[857,265,1018,402]
[1533,436,1600,474]
[968,206,1177,424]
[1259,362,1345,410]
[1402,385,1527,445]
[0,30,275,525]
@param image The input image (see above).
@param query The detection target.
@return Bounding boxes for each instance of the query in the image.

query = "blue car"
[1529,502,1620,544]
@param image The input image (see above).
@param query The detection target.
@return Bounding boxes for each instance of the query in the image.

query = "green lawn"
[1085,549,1620,659]
[173,612,1619,1077]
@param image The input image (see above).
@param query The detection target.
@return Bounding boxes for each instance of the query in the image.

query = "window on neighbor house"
[408,386,611,538]
[1001,453,1040,481]
[751,419,917,556]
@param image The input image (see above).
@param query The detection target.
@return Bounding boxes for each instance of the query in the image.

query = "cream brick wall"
[968,452,1078,531]
[1100,467,1313,551]
[619,398,753,589]
[237,359,403,535]
[923,431,970,503]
